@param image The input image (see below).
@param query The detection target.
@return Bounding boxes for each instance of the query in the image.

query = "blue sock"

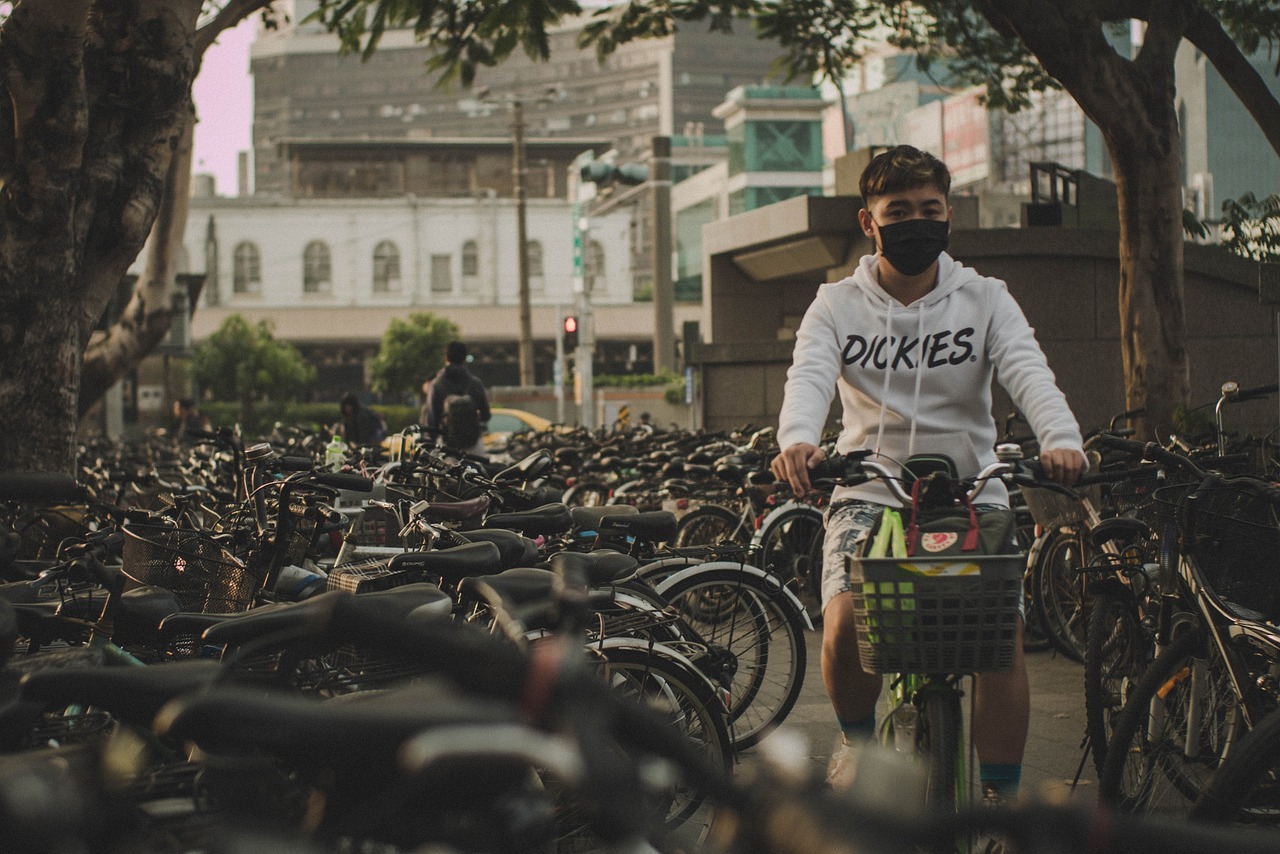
[837,713,876,741]
[979,762,1022,801]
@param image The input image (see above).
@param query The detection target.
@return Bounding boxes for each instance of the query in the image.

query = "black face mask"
[874,218,950,277]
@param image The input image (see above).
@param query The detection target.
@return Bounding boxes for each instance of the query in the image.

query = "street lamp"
[475,85,561,387]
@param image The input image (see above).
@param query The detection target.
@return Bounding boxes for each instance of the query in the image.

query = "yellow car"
[483,407,555,453]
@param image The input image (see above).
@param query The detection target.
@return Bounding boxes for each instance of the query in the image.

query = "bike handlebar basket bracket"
[846,554,1023,674]
[122,522,264,614]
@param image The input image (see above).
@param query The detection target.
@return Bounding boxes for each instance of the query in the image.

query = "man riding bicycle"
[771,146,1086,815]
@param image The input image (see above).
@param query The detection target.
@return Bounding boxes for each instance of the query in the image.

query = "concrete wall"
[694,216,1278,438]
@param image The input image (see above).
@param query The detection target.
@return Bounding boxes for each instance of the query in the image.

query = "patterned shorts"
[820,500,1021,614]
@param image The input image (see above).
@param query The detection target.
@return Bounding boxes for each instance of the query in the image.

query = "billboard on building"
[943,89,990,187]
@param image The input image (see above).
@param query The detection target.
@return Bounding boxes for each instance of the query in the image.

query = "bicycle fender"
[595,636,728,708]
[749,501,821,547]
[654,561,814,631]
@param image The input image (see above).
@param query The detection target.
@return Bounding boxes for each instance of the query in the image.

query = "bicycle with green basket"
[814,450,1074,827]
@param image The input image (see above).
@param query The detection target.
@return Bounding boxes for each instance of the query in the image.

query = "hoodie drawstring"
[908,306,925,456]
[873,300,893,456]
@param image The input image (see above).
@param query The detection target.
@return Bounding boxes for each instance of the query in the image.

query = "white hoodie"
[777,251,1084,507]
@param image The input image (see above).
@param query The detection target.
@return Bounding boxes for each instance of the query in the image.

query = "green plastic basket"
[847,554,1024,675]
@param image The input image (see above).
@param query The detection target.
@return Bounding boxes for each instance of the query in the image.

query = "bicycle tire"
[1031,526,1090,662]
[1015,512,1051,653]
[755,506,824,625]
[1084,589,1150,778]
[1190,704,1280,826]
[659,567,807,750]
[918,689,962,812]
[562,481,610,507]
[586,645,732,844]
[673,504,745,548]
[1098,629,1239,812]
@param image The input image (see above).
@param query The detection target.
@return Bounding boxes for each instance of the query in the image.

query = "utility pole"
[512,99,535,386]
[651,136,674,373]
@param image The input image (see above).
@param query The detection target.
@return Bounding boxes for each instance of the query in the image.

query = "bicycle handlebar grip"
[1228,382,1279,403]
[276,456,314,472]
[311,472,374,493]
[0,472,85,503]
[1092,433,1148,457]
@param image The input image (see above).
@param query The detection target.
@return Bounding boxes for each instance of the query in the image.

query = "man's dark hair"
[177,398,194,410]
[859,145,951,201]
[446,341,468,363]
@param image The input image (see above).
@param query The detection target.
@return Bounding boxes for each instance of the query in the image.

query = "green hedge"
[201,401,420,440]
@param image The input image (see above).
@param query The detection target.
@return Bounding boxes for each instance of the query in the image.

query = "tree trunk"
[0,1,203,473]
[78,112,195,418]
[77,0,274,419]
[1109,133,1189,439]
[984,0,1193,439]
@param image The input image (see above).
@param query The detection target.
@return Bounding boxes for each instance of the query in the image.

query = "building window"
[233,241,261,294]
[461,240,479,277]
[303,240,332,293]
[373,240,401,292]
[431,254,452,293]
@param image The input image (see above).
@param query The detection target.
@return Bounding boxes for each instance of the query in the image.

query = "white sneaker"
[825,734,863,790]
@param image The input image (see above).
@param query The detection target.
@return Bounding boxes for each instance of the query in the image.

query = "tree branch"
[1185,4,1280,160]
[1132,0,1194,76]
[194,0,274,60]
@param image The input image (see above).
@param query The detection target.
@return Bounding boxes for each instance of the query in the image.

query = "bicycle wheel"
[1098,629,1240,813]
[1016,513,1051,653]
[563,481,610,507]
[917,689,961,812]
[659,568,807,750]
[577,645,731,847]
[1084,589,1151,778]
[756,507,824,625]
[1191,704,1280,826]
[1032,526,1091,662]
[673,504,744,547]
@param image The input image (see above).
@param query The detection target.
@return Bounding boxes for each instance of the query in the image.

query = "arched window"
[373,240,401,292]
[584,239,605,292]
[233,241,261,294]
[527,240,545,293]
[303,240,332,293]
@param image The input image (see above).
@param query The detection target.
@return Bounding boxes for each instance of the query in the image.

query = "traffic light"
[579,160,649,186]
[562,315,579,350]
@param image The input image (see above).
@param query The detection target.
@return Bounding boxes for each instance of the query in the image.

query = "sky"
[192,17,257,197]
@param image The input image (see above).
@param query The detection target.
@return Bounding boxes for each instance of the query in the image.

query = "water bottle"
[325,435,346,471]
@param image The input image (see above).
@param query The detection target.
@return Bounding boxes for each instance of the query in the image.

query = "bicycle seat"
[390,541,504,585]
[596,510,678,544]
[20,659,222,727]
[461,567,555,608]
[456,529,540,569]
[483,503,574,537]
[548,549,640,587]
[570,505,638,530]
[420,495,491,522]
[1089,516,1152,549]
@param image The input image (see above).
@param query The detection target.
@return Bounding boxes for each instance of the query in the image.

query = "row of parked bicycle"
[1,382,1279,852]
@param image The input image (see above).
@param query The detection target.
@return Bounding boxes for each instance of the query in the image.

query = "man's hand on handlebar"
[770,442,827,496]
[1038,447,1085,487]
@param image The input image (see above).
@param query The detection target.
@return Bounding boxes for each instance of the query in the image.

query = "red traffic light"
[563,316,578,333]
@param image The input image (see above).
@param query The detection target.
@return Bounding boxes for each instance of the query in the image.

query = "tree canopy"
[191,314,315,423]
[369,312,460,399]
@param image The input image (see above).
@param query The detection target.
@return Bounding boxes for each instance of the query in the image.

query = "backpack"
[442,392,482,449]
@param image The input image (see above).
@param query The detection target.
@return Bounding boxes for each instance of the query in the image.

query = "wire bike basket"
[1169,482,1280,621]
[847,554,1024,674]
[122,521,264,614]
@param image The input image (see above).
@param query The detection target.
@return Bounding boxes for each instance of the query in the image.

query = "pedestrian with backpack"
[423,341,491,456]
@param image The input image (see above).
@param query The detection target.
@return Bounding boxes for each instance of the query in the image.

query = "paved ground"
[750,627,1097,803]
